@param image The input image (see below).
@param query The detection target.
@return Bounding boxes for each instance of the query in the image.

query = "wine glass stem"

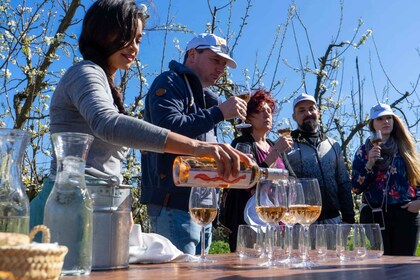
[287,224,293,259]
[302,225,310,262]
[267,223,275,263]
[200,225,205,259]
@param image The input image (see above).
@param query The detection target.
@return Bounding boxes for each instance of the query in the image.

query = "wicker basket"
[0,225,68,280]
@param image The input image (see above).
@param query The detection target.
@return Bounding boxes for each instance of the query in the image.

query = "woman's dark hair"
[79,0,146,114]
[241,89,277,134]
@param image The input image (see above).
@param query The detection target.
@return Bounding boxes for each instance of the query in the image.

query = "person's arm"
[67,63,252,178]
[263,135,293,167]
[165,131,253,179]
[146,73,222,138]
[351,145,375,194]
[401,199,420,212]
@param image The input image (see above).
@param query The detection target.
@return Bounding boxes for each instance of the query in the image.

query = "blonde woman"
[352,103,420,256]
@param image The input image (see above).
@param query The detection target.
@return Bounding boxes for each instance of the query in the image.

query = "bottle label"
[184,170,252,188]
[265,168,289,180]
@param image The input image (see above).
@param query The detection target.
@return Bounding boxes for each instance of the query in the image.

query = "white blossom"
[330,80,339,88]
[7,20,16,27]
[2,69,11,79]
[44,36,54,45]
[332,59,340,69]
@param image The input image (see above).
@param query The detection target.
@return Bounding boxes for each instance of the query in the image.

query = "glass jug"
[0,128,30,234]
[44,132,94,276]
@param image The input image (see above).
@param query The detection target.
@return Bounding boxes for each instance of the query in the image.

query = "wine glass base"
[291,260,319,269]
[276,257,300,266]
[194,257,216,263]
[258,259,279,267]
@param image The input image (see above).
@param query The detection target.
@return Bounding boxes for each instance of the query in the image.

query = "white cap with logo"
[369,103,395,120]
[293,93,316,108]
[186,33,237,68]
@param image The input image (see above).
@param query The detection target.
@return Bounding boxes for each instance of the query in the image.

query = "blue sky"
[3,0,419,149]
[138,0,419,145]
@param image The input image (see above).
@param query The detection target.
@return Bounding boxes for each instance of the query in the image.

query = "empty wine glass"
[255,179,287,266]
[288,178,322,269]
[233,84,252,129]
[370,130,383,160]
[278,118,299,155]
[189,186,218,263]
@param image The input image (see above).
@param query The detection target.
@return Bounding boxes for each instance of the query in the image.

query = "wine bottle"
[173,156,289,189]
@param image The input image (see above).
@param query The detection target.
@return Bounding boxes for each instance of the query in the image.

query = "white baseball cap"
[370,103,395,120]
[293,93,316,108]
[186,33,237,68]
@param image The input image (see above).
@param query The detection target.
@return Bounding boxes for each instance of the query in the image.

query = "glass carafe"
[0,128,30,234]
[44,132,94,276]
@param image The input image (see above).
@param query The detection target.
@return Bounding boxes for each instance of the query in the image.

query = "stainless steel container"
[86,176,132,270]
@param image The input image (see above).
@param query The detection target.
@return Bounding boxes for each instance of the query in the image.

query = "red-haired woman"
[222,89,296,252]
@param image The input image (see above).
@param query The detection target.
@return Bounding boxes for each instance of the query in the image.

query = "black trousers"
[360,203,419,256]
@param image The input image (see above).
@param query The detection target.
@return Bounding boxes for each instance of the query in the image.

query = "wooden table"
[63,254,420,279]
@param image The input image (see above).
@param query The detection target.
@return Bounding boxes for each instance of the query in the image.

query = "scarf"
[365,136,398,171]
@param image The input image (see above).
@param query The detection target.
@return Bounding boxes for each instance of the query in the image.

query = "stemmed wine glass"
[370,130,383,160]
[255,179,287,266]
[278,118,299,155]
[189,186,218,263]
[288,178,322,269]
[233,84,252,129]
[278,179,299,265]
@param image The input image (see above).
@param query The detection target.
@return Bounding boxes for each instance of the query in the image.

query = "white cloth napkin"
[244,194,266,228]
[129,224,198,264]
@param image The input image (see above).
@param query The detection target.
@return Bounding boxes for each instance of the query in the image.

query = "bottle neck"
[261,167,289,180]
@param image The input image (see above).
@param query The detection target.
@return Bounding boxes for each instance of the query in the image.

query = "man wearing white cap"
[141,33,247,255]
[287,93,355,224]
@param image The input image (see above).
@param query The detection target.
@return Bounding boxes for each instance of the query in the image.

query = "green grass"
[209,240,230,254]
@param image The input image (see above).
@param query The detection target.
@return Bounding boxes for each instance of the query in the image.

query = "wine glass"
[288,178,322,269]
[233,84,252,129]
[370,130,383,160]
[278,118,299,155]
[277,179,299,265]
[189,186,218,263]
[255,179,287,266]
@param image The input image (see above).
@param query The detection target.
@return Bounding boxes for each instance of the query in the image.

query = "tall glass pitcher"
[44,132,94,276]
[0,128,30,234]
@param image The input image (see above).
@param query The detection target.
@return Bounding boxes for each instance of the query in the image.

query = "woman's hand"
[194,142,253,179]
[366,145,381,168]
[164,132,253,180]
[274,135,293,153]
[401,200,420,213]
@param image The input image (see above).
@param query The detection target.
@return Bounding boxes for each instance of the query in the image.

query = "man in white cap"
[141,33,247,254]
[287,93,355,225]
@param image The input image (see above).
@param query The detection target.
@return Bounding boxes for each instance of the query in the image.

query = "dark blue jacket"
[140,60,224,211]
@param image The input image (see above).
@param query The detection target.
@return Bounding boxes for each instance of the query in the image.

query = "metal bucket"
[86,176,132,270]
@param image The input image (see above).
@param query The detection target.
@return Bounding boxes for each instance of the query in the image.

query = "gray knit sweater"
[49,60,169,180]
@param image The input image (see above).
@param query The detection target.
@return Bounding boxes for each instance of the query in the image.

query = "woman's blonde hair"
[369,115,420,186]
